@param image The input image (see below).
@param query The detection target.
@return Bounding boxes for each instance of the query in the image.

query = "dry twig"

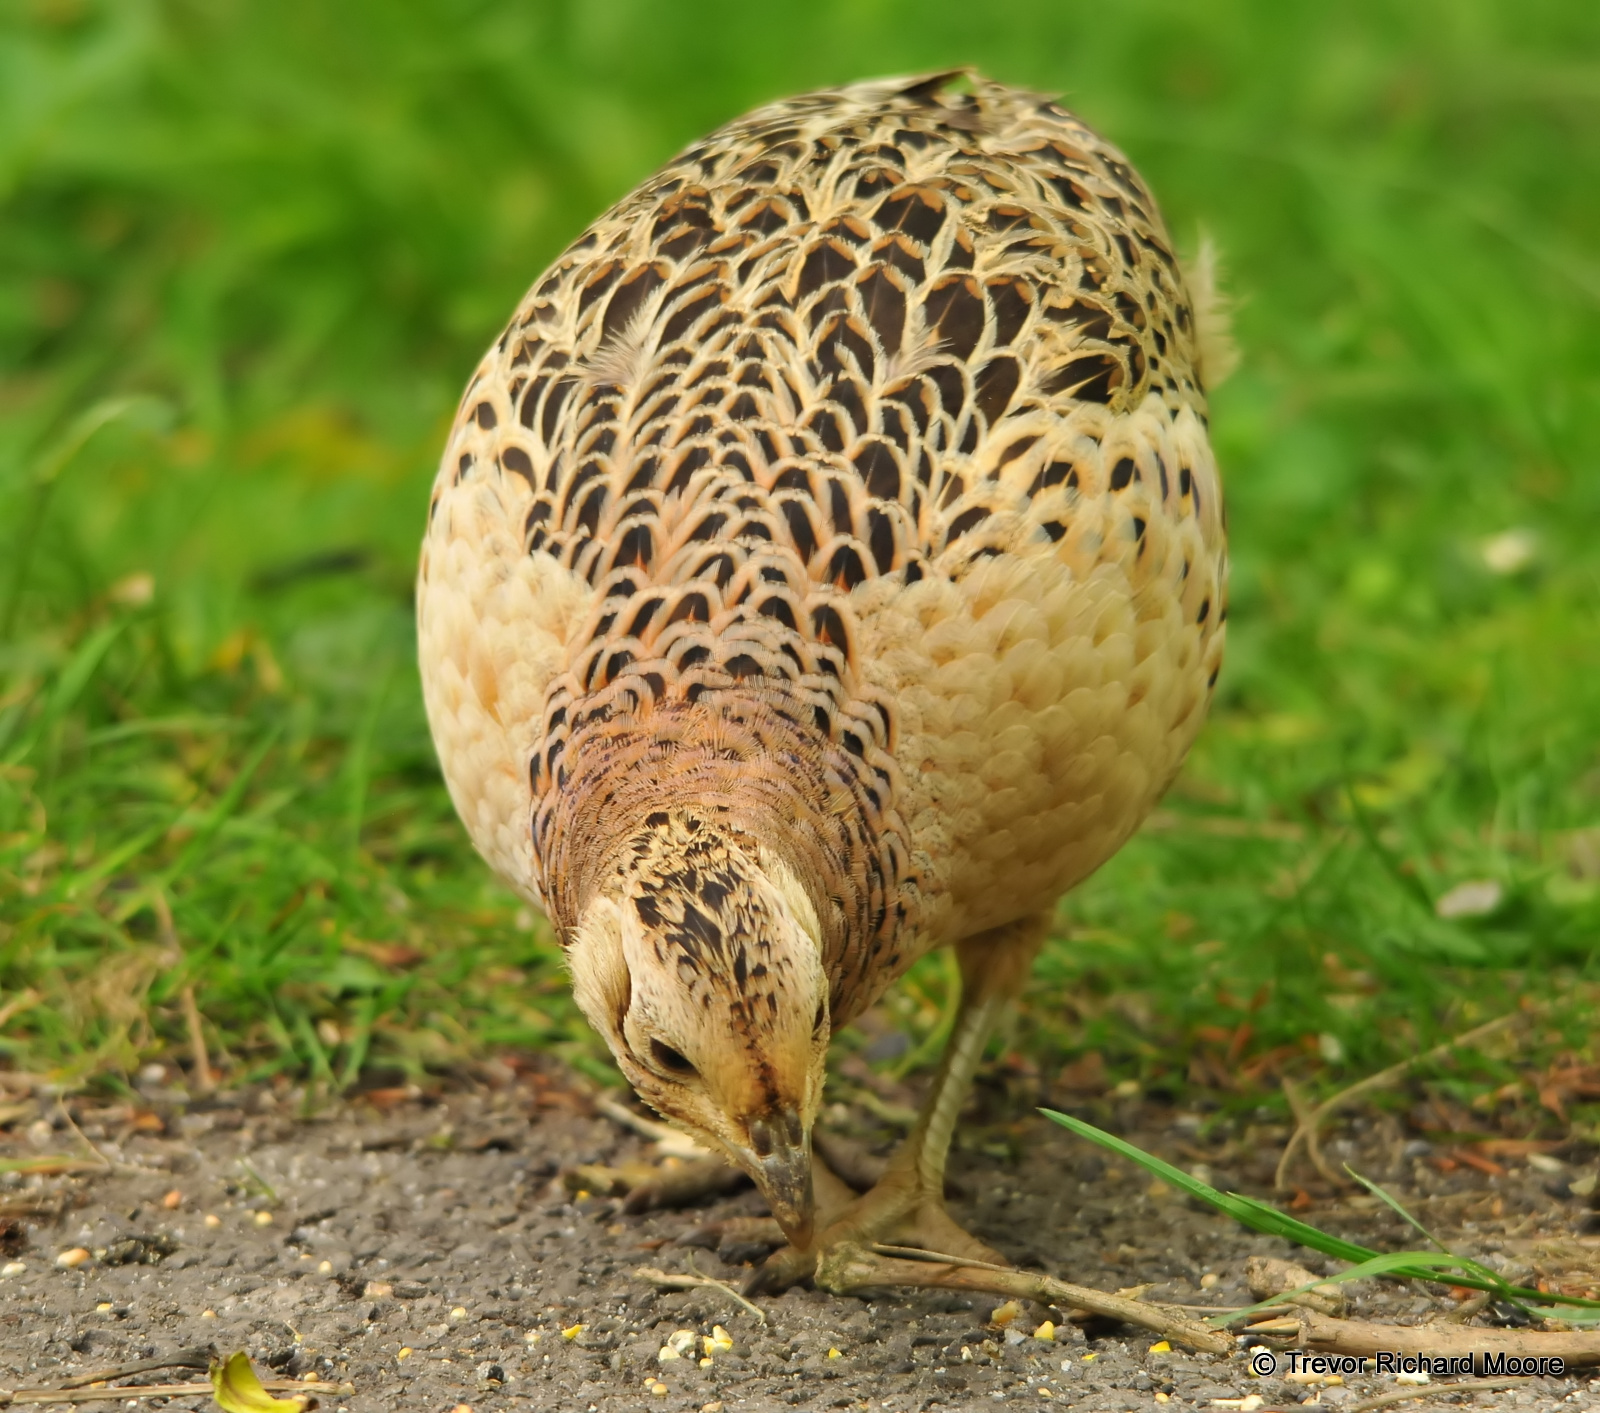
[0,1379,350,1406]
[1275,1011,1525,1191]
[180,985,214,1096]
[594,1093,709,1159]
[1296,1309,1600,1367]
[633,1263,768,1324]
[814,1243,1232,1355]
[1347,1378,1534,1413]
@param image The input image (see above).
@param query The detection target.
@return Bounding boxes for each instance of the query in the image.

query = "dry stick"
[1296,1310,1600,1367]
[818,1244,1232,1355]
[1347,1378,1534,1413]
[1279,1074,1339,1188]
[594,1093,709,1159]
[1274,1010,1525,1192]
[633,1265,768,1325]
[0,1379,351,1407]
[180,985,214,1097]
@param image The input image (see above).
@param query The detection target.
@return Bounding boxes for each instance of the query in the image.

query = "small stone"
[56,1248,91,1269]
[1434,879,1502,920]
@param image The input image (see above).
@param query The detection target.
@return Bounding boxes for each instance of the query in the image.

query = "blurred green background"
[1,0,1597,1113]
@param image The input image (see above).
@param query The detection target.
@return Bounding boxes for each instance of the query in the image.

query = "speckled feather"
[418,72,1226,1042]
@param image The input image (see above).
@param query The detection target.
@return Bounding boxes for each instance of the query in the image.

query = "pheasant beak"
[736,1108,814,1248]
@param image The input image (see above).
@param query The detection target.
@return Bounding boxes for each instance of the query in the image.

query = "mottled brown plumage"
[418,71,1227,1272]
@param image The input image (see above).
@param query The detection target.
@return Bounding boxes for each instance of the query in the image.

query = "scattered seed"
[989,1300,1023,1327]
[826,1347,841,1359]
[1148,1340,1171,1353]
[1032,1322,1056,1342]
[1199,1272,1219,1289]
[649,1382,668,1396]
[700,1403,725,1413]
[318,1260,332,1274]
[56,1248,91,1269]
[667,1330,697,1355]
[161,1190,183,1209]
[1,1263,24,1278]
[698,1357,713,1368]
[657,1346,681,1362]
[201,1310,216,1320]
[365,1281,394,1298]
[397,1347,413,1361]
[561,1323,584,1340]
[204,1214,222,1229]
[450,1406,472,1413]
[449,1306,469,1323]
[524,1330,542,1344]
[253,1211,274,1227]
[1081,1352,1097,1362]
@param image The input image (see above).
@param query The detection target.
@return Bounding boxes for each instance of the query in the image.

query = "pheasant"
[417,72,1227,1290]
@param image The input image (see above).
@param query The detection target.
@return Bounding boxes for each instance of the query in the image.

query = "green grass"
[1,1,1598,1111]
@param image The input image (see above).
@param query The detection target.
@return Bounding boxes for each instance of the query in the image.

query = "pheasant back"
[418,72,1226,1029]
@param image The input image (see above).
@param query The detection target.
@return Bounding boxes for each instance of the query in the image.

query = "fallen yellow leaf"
[209,1351,308,1412]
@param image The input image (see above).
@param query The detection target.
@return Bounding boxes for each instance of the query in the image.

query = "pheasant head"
[566,809,829,1244]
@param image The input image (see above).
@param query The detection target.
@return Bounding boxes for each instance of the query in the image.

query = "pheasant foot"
[746,1167,1004,1293]
[748,915,1048,1294]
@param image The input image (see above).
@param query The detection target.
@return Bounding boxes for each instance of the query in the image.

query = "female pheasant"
[418,72,1226,1288]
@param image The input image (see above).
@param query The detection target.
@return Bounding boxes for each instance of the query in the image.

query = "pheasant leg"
[749,915,1048,1293]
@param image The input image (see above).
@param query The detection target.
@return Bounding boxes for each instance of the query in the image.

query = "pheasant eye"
[650,1039,697,1076]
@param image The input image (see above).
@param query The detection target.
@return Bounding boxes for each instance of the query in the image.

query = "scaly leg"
[750,913,1049,1293]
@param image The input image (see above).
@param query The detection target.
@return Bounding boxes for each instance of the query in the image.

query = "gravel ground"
[1,1059,1596,1412]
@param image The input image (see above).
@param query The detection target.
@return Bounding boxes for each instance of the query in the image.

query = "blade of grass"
[1041,1108,1600,1323]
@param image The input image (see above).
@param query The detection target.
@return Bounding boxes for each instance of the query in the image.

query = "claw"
[742,1242,817,1296]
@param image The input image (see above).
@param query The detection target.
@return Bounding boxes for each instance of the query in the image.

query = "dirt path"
[1,1065,1595,1411]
